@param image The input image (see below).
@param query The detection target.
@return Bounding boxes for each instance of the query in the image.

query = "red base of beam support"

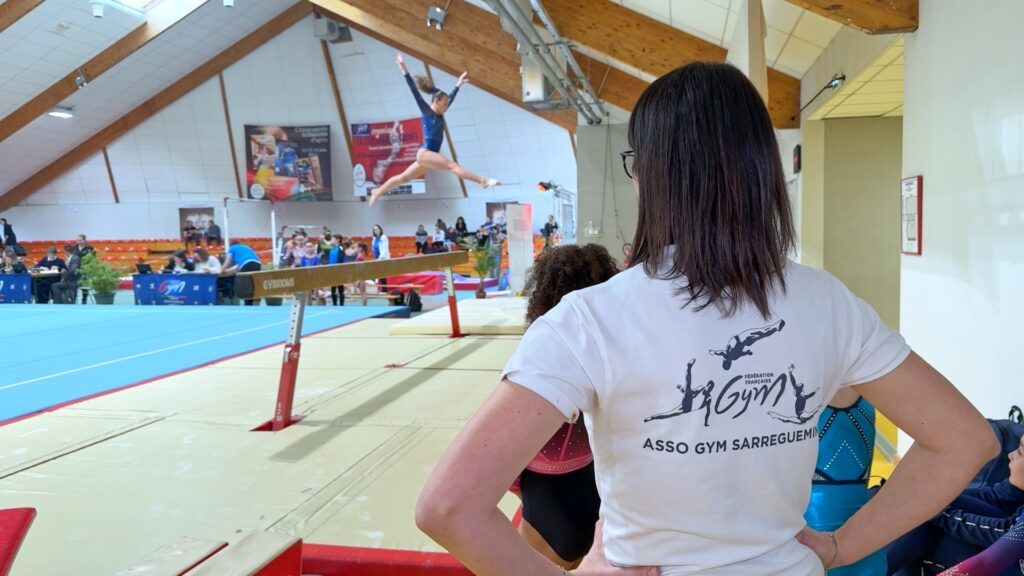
[302,544,472,576]
[447,295,462,338]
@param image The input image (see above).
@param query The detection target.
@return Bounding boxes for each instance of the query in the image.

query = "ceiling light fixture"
[48,105,75,119]
[224,0,234,6]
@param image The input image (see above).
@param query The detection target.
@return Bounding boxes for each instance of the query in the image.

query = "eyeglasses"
[620,150,636,179]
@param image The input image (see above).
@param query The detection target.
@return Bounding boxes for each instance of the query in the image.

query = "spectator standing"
[1,218,17,253]
[182,220,197,250]
[454,216,469,240]
[299,241,321,267]
[541,215,559,248]
[372,224,389,291]
[327,235,345,307]
[222,241,262,306]
[76,234,95,305]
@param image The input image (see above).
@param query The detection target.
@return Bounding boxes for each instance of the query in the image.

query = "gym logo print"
[159,280,187,296]
[709,320,785,370]
[644,318,822,428]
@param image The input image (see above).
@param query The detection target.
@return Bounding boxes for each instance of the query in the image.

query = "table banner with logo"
[133,274,217,305]
[0,274,31,303]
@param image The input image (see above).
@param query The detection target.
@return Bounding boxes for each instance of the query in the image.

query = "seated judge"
[194,248,222,274]
[34,247,66,303]
[1,250,27,274]
[162,250,195,274]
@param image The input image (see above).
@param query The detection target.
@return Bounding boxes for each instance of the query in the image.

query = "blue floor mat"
[0,305,406,422]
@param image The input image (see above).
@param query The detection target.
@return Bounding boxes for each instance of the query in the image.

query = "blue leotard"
[805,397,887,575]
[405,73,458,153]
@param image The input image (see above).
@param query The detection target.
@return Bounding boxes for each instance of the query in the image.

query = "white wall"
[900,0,1024,419]
[9,15,576,240]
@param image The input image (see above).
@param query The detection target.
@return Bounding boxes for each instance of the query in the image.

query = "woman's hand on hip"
[796,526,840,569]
[572,521,658,576]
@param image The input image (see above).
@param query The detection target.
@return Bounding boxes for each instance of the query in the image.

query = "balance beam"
[234,252,467,300]
[238,252,469,432]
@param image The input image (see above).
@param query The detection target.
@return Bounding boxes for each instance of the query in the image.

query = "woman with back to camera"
[416,62,998,575]
[368,54,497,206]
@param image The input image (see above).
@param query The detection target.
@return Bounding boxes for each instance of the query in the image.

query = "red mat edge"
[0,508,35,576]
[301,543,471,576]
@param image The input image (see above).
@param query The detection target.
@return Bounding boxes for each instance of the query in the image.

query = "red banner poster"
[350,118,425,198]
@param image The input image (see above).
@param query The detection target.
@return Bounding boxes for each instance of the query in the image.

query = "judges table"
[133,273,218,305]
[0,274,31,303]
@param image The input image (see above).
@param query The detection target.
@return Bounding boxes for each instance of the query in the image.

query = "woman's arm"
[417,381,569,576]
[418,381,654,576]
[817,353,999,566]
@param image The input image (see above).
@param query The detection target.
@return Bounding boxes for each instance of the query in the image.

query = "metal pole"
[529,0,607,119]
[487,0,597,124]
[270,206,277,268]
[223,197,231,247]
[271,291,306,431]
[445,267,462,338]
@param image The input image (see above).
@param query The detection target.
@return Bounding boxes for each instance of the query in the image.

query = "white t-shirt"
[503,261,910,575]
[197,256,222,274]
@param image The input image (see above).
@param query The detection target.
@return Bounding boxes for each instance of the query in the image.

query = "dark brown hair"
[525,244,619,324]
[628,62,795,319]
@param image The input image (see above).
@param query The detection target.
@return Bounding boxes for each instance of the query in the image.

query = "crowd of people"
[1,226,97,304]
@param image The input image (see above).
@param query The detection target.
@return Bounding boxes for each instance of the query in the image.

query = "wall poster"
[245,125,332,202]
[350,118,426,198]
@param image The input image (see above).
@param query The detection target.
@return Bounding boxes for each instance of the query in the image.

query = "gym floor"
[0,302,524,575]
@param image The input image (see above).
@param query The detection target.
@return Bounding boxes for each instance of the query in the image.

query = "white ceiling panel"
[0,0,296,200]
[0,0,142,118]
[609,0,843,78]
[791,8,842,47]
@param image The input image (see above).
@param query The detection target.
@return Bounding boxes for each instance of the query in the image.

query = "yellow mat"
[390,297,528,336]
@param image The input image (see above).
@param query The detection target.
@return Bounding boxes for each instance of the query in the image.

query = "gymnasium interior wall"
[900,0,1024,421]
[5,15,576,241]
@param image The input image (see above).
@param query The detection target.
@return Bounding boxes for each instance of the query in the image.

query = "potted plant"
[458,237,496,299]
[80,253,120,305]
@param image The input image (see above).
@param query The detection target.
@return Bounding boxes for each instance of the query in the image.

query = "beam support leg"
[445,267,462,338]
[271,291,306,431]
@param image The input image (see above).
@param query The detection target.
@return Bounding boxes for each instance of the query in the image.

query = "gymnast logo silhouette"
[709,319,786,370]
[644,359,716,427]
[767,365,821,425]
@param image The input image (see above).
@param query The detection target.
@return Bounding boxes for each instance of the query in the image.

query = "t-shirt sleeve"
[502,299,602,421]
[837,281,912,386]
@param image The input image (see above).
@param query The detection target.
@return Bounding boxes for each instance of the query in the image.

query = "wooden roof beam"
[784,0,918,34]
[541,0,800,128]
[0,3,312,210]
[307,0,577,131]
[0,0,44,36]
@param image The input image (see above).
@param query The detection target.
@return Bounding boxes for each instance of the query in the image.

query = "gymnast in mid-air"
[368,53,498,206]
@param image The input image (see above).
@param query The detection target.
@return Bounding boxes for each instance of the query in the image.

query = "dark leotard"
[405,73,458,153]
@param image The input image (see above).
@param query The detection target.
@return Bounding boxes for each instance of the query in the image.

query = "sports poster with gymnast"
[350,118,425,198]
[245,125,332,202]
